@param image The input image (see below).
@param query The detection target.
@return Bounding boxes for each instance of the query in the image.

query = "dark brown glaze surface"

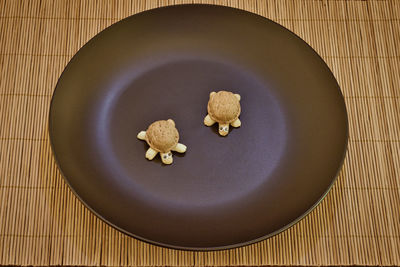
[49,5,348,250]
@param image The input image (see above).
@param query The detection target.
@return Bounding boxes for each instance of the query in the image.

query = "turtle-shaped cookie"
[137,119,187,164]
[204,91,241,136]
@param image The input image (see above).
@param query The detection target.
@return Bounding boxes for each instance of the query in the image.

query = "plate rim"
[48,3,349,251]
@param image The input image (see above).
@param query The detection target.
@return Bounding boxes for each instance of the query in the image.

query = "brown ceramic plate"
[49,5,348,250]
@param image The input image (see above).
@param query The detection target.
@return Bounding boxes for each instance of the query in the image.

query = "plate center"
[106,59,287,207]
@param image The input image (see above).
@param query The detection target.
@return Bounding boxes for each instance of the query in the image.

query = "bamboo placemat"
[1,0,399,266]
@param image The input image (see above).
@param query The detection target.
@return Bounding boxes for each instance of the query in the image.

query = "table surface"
[0,0,399,266]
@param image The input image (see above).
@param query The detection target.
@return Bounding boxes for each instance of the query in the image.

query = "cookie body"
[145,120,179,153]
[207,91,241,124]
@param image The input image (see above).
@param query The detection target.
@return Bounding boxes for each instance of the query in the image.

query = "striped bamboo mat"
[1,0,399,266]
